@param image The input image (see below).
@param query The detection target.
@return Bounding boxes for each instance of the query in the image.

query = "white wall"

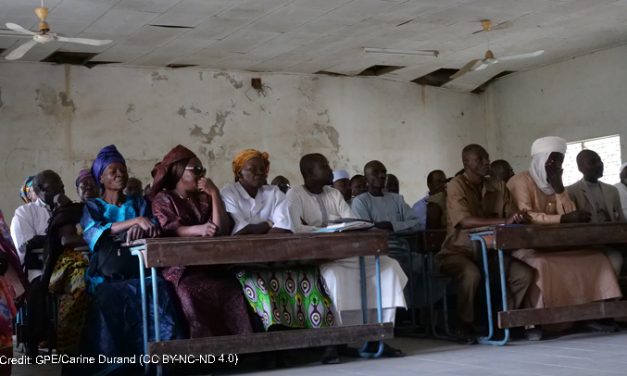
[0,62,486,221]
[487,44,627,175]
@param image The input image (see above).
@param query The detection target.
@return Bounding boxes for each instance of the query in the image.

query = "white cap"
[333,169,350,182]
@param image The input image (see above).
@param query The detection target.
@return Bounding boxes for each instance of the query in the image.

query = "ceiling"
[2,0,627,91]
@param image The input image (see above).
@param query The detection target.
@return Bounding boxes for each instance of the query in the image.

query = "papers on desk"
[313,220,374,233]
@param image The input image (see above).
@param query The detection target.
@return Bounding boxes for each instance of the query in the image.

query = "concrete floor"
[12,331,627,375]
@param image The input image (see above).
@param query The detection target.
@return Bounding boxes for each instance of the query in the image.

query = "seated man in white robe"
[286,153,407,357]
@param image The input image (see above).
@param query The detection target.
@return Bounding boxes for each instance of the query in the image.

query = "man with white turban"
[507,136,622,334]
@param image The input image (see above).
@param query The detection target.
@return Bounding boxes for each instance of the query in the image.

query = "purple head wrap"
[91,145,126,187]
[75,168,94,189]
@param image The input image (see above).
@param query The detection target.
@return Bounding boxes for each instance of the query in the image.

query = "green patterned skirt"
[236,267,335,330]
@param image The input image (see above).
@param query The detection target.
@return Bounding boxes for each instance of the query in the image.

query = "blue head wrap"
[20,176,34,203]
[91,145,126,187]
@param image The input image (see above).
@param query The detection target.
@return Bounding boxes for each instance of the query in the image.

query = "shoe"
[381,343,405,358]
[525,328,543,341]
[365,342,405,357]
[321,346,340,364]
[454,323,477,345]
[585,320,620,333]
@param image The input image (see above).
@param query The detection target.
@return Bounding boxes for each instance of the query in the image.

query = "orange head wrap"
[232,149,270,181]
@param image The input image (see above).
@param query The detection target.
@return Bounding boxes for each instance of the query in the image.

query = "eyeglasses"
[185,166,206,175]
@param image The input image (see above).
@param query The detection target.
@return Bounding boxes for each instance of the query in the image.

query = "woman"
[80,145,181,373]
[221,149,335,331]
[0,210,26,376]
[151,145,253,338]
[43,169,97,354]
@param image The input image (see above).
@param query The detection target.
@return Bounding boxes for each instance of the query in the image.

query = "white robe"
[10,199,50,281]
[286,185,407,325]
[220,182,293,234]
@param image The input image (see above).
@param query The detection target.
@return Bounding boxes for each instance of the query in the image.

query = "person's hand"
[546,160,565,193]
[198,177,219,195]
[506,209,531,225]
[133,217,160,238]
[195,221,218,237]
[560,210,592,223]
[126,224,144,243]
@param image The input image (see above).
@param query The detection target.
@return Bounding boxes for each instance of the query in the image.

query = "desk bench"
[469,222,627,345]
[130,231,394,374]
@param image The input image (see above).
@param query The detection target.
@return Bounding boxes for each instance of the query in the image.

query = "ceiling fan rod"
[363,47,439,57]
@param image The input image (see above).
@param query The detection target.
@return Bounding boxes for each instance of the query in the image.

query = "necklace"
[175,191,190,201]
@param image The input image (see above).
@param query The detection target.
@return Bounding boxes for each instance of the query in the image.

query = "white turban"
[529,136,567,195]
[332,169,350,182]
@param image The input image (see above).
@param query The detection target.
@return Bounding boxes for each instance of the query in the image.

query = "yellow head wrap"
[232,149,270,181]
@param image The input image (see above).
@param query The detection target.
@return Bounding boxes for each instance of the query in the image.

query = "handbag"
[88,231,139,280]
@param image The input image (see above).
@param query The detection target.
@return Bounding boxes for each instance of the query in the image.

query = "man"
[437,145,534,343]
[566,150,624,275]
[384,174,399,194]
[412,170,448,230]
[614,162,627,219]
[286,153,406,357]
[124,177,143,197]
[270,175,291,194]
[508,137,621,333]
[352,161,421,233]
[490,160,515,183]
[350,174,367,198]
[10,170,63,273]
[10,169,67,356]
[332,169,352,202]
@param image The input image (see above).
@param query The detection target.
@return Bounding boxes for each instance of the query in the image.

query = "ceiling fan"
[3,1,112,61]
[449,20,544,80]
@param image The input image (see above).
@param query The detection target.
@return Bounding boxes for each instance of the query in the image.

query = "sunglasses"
[185,166,206,175]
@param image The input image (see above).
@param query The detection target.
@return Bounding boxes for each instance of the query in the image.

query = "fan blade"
[450,59,480,80]
[473,62,491,71]
[492,20,513,30]
[0,31,32,38]
[5,22,36,35]
[5,39,38,60]
[499,50,544,61]
[56,36,112,46]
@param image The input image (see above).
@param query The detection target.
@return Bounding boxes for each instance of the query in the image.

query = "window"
[562,135,622,186]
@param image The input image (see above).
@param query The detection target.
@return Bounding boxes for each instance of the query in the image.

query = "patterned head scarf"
[150,145,197,199]
[232,149,270,182]
[75,169,94,189]
[529,136,567,195]
[20,176,34,203]
[91,145,126,187]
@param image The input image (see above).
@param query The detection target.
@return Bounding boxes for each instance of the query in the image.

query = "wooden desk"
[468,223,627,345]
[129,230,393,373]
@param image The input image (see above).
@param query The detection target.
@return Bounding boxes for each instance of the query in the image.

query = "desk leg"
[358,256,370,356]
[151,267,163,376]
[131,249,149,374]
[357,256,385,359]
[472,233,510,346]
[496,249,510,344]
[474,235,495,344]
